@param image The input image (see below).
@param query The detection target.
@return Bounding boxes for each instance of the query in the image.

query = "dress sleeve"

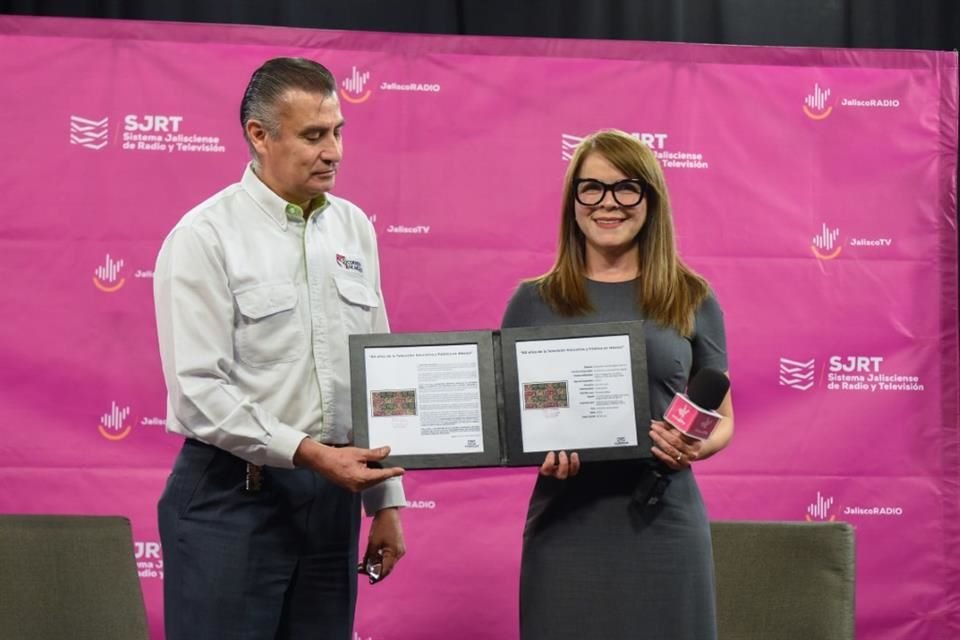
[691,291,728,375]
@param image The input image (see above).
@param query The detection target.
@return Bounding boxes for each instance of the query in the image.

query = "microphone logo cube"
[664,393,721,440]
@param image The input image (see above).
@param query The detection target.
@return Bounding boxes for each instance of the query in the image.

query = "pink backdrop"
[0,15,957,640]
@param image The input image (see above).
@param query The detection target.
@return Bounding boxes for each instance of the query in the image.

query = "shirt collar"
[241,163,329,228]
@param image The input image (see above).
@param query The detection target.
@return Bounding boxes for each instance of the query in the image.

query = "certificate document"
[514,334,637,452]
[364,344,484,455]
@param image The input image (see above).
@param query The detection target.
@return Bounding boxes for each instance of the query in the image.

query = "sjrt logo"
[561,131,668,161]
[829,356,883,373]
[124,115,183,133]
[70,115,109,150]
[134,540,163,579]
[779,357,815,391]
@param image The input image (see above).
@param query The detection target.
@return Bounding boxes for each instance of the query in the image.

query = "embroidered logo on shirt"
[336,254,364,274]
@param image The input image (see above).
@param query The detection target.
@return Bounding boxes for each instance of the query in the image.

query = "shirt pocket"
[333,275,380,336]
[233,282,307,367]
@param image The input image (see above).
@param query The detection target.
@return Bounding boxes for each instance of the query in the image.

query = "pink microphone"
[663,367,729,440]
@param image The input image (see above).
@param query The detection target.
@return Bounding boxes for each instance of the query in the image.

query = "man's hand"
[293,439,404,492]
[361,507,405,584]
[539,451,580,479]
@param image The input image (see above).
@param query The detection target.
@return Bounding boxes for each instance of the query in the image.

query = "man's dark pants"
[159,439,361,640]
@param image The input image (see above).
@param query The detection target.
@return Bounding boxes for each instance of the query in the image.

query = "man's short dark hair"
[240,57,337,148]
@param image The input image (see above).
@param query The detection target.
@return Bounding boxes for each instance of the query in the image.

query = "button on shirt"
[154,164,404,512]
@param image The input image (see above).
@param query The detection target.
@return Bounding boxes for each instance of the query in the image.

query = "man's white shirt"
[154,164,404,512]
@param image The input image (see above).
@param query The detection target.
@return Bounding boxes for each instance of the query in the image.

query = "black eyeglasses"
[573,178,646,207]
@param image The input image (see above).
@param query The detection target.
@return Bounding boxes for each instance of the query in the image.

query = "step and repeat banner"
[0,15,957,640]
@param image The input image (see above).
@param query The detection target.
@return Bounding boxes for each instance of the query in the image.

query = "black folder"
[349,321,651,469]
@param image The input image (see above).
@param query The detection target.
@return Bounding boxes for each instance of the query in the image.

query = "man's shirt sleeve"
[154,223,306,468]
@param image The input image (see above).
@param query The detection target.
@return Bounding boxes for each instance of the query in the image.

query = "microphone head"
[686,367,729,411]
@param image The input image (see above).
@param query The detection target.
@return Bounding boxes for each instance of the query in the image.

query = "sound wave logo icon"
[779,357,815,391]
[340,66,372,104]
[561,133,584,161]
[811,223,842,260]
[805,491,837,521]
[70,115,109,150]
[803,83,833,120]
[93,254,125,292]
[98,401,133,441]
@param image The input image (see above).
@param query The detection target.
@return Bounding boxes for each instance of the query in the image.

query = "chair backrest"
[711,520,855,640]
[0,515,149,640]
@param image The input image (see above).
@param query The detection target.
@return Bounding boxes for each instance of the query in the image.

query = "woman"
[501,129,734,640]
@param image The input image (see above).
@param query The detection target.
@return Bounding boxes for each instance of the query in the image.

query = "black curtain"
[1,0,958,51]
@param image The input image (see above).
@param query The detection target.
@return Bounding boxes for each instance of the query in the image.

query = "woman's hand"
[539,451,581,478]
[650,420,703,470]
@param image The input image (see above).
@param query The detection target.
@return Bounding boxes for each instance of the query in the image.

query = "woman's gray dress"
[501,279,728,640]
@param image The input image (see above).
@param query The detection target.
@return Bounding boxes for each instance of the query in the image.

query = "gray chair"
[0,515,149,640]
[711,520,856,640]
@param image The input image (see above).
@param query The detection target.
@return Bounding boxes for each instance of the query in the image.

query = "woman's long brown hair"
[534,129,709,336]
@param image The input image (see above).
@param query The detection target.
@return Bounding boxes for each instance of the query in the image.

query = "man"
[154,57,405,640]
